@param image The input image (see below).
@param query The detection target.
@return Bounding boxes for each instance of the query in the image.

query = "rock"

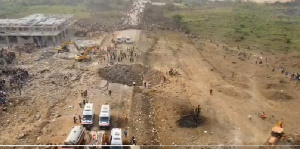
[18,133,25,139]
[36,114,41,120]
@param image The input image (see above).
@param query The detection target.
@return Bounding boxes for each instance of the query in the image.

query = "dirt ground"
[1,29,300,149]
[1,1,300,149]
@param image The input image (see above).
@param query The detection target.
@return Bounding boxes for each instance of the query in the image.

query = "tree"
[172,14,183,25]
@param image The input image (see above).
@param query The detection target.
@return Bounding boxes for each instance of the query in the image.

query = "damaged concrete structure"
[0,14,76,46]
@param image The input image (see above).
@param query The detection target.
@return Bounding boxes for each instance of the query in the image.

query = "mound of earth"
[98,64,165,86]
[229,80,250,89]
[262,90,293,101]
[265,83,285,90]
[216,85,252,99]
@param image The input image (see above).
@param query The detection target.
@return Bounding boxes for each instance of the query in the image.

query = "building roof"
[0,13,74,27]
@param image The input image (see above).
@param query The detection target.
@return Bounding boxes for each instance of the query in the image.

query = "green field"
[13,5,90,18]
[0,0,128,25]
[164,2,300,51]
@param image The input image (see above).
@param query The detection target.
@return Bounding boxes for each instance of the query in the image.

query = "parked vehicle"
[62,126,85,149]
[110,128,123,149]
[125,37,133,44]
[82,103,94,129]
[116,37,123,44]
[99,105,111,129]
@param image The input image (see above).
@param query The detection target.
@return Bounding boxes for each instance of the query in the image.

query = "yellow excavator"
[55,40,79,53]
[74,45,99,61]
[266,122,284,146]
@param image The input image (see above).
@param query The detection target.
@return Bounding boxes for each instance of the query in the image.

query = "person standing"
[78,99,82,108]
[73,115,77,124]
[210,89,213,96]
[131,136,136,145]
[78,115,82,123]
[124,130,128,138]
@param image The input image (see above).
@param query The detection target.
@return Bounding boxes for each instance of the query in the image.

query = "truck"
[62,126,107,149]
[99,105,111,129]
[110,128,123,149]
[62,126,85,149]
[82,103,94,129]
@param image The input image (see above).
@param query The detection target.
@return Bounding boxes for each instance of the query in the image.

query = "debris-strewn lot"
[0,0,300,148]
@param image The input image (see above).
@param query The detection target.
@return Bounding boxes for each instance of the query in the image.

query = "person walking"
[124,130,128,138]
[210,89,213,96]
[261,112,266,120]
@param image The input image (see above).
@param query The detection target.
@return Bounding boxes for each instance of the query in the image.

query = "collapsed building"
[0,14,76,46]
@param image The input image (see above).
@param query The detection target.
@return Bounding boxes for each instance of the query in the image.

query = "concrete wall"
[17,36,34,45]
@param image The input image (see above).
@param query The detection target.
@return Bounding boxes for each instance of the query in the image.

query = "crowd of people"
[74,22,112,37]
[0,67,30,111]
[0,67,29,109]
[280,67,300,81]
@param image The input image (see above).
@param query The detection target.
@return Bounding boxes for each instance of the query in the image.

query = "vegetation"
[0,0,128,25]
[164,2,300,51]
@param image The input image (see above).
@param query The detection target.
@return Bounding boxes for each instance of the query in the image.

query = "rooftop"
[0,14,74,27]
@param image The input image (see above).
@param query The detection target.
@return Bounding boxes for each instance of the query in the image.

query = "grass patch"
[0,0,129,25]
[164,2,300,51]
[13,5,90,19]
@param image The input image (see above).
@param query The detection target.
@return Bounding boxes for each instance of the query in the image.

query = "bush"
[172,14,183,25]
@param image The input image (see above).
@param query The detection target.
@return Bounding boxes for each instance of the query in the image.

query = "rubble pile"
[0,49,16,65]
[98,64,165,86]
[140,3,179,30]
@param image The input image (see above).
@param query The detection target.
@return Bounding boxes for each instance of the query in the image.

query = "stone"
[18,133,25,139]
[36,114,41,120]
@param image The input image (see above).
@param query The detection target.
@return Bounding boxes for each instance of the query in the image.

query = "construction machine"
[266,122,284,146]
[56,40,79,53]
[75,45,99,61]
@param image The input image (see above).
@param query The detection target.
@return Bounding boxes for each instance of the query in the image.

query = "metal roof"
[0,14,74,27]
[84,103,93,110]
[64,126,84,145]
[101,105,110,111]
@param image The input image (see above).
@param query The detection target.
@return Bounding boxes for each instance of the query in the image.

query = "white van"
[110,128,123,149]
[82,103,94,129]
[99,105,111,129]
[116,37,123,44]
